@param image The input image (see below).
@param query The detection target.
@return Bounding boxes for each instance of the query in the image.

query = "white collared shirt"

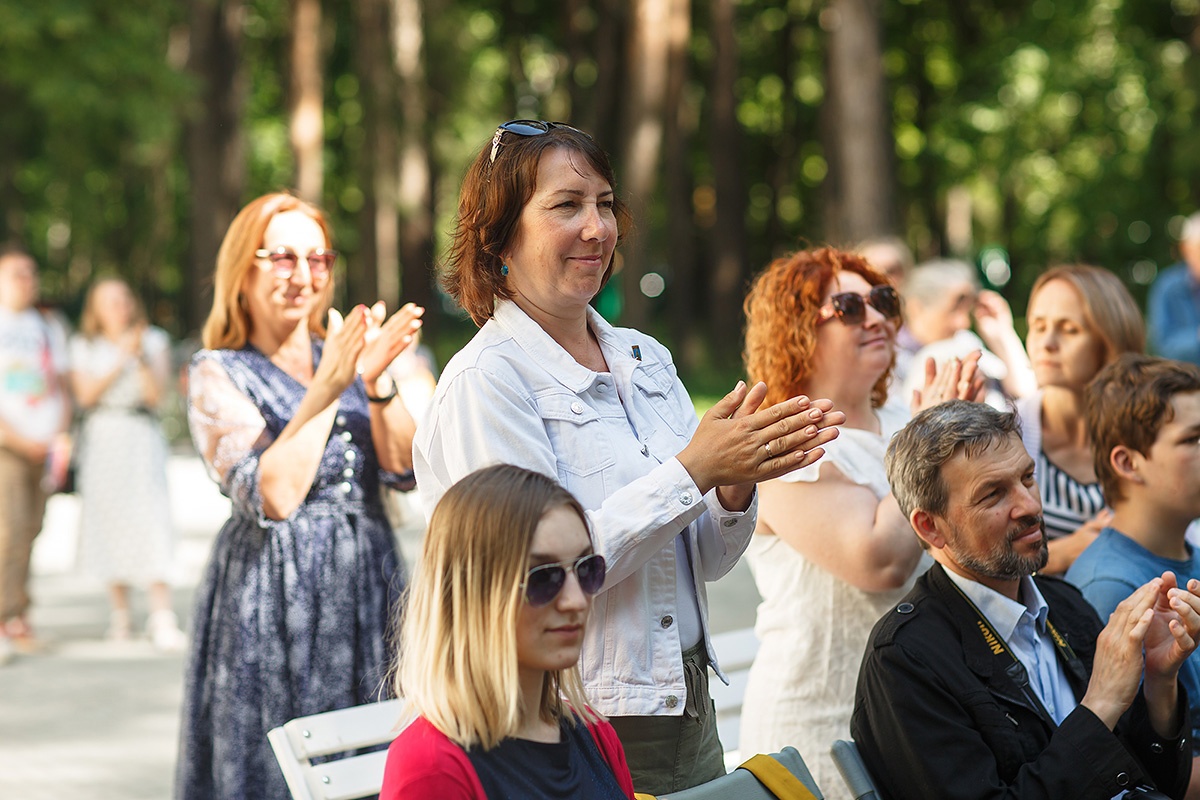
[944,570,1078,725]
[413,299,756,716]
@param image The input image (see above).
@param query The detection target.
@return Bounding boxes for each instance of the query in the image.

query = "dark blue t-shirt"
[467,717,627,799]
[1067,525,1200,753]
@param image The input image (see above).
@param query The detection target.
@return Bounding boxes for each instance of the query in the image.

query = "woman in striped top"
[1013,265,1144,574]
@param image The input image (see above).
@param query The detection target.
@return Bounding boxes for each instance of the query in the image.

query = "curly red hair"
[743,246,896,408]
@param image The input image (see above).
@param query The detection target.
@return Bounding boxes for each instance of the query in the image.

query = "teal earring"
[500,263,509,276]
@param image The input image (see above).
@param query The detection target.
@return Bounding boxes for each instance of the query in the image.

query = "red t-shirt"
[381,715,635,799]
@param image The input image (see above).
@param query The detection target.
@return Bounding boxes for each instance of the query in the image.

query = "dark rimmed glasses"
[489,119,587,165]
[817,285,902,326]
[254,247,338,280]
[522,553,606,607]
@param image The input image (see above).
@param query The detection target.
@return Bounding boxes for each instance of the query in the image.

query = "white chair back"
[267,698,409,800]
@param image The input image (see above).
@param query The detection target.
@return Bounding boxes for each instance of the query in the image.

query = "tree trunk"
[708,0,746,352]
[392,0,434,311]
[619,0,672,330]
[289,0,324,204]
[664,0,699,368]
[351,0,391,307]
[823,0,894,244]
[184,0,247,335]
[587,0,625,152]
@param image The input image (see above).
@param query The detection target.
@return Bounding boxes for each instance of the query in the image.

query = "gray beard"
[953,515,1049,581]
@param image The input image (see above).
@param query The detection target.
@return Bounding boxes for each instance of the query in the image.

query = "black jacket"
[850,563,1190,799]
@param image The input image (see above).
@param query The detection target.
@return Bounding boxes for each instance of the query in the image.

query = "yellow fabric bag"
[632,751,819,800]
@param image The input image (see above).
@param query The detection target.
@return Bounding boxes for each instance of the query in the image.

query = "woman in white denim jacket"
[413,120,844,795]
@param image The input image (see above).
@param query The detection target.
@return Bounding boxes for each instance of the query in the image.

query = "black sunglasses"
[817,285,901,326]
[254,247,337,280]
[489,119,588,165]
[522,553,606,607]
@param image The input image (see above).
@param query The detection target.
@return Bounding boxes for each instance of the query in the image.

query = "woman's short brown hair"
[201,192,334,350]
[442,125,633,327]
[1028,265,1145,364]
[744,246,895,408]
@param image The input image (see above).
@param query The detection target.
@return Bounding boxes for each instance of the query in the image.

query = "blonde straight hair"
[394,465,599,749]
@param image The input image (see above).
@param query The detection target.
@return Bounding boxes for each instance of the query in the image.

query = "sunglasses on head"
[522,552,606,607]
[489,119,588,165]
[817,284,901,326]
[254,247,337,280]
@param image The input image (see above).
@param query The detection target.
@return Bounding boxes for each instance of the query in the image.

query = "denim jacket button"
[660,615,673,629]
[679,492,693,506]
[570,402,584,414]
[665,695,679,709]
[640,444,649,456]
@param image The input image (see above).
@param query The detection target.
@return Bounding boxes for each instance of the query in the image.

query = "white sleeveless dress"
[739,403,930,800]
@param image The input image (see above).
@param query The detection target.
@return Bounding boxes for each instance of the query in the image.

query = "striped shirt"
[1036,450,1105,540]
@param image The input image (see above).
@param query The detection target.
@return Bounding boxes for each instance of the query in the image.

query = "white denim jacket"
[414,300,756,716]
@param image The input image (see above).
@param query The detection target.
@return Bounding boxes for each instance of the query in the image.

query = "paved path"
[0,455,762,799]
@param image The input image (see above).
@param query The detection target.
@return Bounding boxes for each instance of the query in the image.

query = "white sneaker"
[146,610,187,653]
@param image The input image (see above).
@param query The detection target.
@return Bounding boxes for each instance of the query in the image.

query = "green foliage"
[2,0,1198,357]
[0,0,191,324]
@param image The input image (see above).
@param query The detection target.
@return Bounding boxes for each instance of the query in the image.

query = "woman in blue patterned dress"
[177,192,424,800]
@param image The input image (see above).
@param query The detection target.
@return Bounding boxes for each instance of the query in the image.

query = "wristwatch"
[365,373,398,404]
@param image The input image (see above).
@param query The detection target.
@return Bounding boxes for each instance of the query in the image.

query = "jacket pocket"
[537,393,616,480]
[632,362,690,439]
[963,688,1044,781]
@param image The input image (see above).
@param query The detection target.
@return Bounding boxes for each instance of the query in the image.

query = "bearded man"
[851,400,1199,799]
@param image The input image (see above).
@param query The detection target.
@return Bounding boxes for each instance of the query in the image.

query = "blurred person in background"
[0,246,71,662]
[1148,211,1200,367]
[413,120,843,795]
[1014,265,1145,575]
[177,192,424,799]
[70,277,184,650]
[738,246,984,798]
[895,258,1035,410]
[856,236,914,286]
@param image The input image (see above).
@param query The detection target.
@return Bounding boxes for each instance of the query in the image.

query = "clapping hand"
[118,324,146,360]
[1081,578,1161,730]
[972,290,1016,348]
[358,301,425,387]
[678,381,845,503]
[1143,572,1200,682]
[314,305,369,403]
[911,350,987,413]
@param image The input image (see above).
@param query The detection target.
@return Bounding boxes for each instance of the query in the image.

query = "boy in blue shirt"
[1068,353,1200,791]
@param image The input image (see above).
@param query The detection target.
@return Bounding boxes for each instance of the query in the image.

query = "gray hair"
[885,400,1023,518]
[902,259,980,306]
[1181,211,1200,243]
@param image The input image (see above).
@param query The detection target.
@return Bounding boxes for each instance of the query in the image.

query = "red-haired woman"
[739,247,983,798]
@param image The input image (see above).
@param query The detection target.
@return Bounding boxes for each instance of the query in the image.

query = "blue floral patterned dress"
[177,340,409,800]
